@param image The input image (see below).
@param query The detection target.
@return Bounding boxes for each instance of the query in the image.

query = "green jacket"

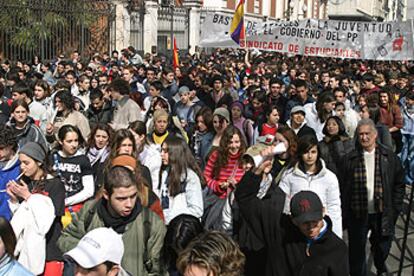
[57,200,166,276]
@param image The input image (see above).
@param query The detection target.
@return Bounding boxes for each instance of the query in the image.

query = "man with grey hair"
[339,118,404,276]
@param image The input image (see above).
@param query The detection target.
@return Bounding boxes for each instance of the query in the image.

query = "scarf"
[351,147,384,217]
[87,147,110,166]
[153,131,169,145]
[97,198,142,234]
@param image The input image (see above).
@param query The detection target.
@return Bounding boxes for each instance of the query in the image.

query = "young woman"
[254,105,282,142]
[45,90,90,144]
[86,124,113,195]
[129,120,162,191]
[278,135,342,237]
[158,136,204,224]
[7,99,48,150]
[51,125,94,225]
[210,107,230,152]
[109,129,152,187]
[231,101,254,146]
[0,217,33,275]
[190,107,214,170]
[204,126,246,199]
[319,116,354,175]
[7,142,65,275]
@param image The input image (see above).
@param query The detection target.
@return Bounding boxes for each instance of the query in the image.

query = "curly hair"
[177,231,245,276]
[0,125,18,152]
[212,126,246,178]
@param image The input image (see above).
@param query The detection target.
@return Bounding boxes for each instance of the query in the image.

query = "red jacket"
[379,104,403,129]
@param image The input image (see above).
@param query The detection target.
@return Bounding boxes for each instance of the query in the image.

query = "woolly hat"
[110,154,137,171]
[230,101,244,112]
[213,107,230,122]
[20,142,46,165]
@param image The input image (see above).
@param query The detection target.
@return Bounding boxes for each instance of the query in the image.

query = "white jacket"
[139,143,162,191]
[304,102,326,141]
[279,161,343,238]
[157,169,204,224]
[10,194,55,275]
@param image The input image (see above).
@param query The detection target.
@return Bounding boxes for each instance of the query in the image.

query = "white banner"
[200,12,414,60]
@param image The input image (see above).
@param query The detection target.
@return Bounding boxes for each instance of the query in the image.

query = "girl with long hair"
[109,129,153,188]
[129,120,162,190]
[86,124,113,194]
[158,136,204,224]
[51,125,94,225]
[204,126,246,199]
[319,116,354,175]
[278,135,342,237]
[7,142,65,275]
[7,99,48,150]
[190,106,214,170]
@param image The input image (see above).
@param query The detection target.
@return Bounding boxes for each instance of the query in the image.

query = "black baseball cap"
[290,191,323,224]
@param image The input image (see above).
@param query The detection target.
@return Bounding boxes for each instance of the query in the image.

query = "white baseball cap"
[65,227,124,269]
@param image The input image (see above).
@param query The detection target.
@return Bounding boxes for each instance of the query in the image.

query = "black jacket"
[297,124,317,140]
[86,101,113,130]
[281,216,349,276]
[338,143,404,235]
[319,136,354,175]
[235,171,288,276]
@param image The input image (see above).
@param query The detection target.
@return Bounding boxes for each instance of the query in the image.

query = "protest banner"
[199,11,414,60]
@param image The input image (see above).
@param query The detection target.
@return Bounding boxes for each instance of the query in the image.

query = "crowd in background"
[0,46,413,276]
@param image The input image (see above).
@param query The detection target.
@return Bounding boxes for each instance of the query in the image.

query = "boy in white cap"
[64,227,129,276]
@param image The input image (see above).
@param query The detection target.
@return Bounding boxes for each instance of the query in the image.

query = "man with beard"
[86,89,113,130]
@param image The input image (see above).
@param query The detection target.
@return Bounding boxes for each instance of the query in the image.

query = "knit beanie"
[213,107,230,122]
[20,142,46,165]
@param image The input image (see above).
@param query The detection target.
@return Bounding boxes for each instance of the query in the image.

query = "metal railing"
[0,0,116,61]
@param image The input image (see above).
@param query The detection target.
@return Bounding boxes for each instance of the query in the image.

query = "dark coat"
[86,101,113,130]
[319,136,354,175]
[297,124,317,140]
[281,216,349,276]
[235,171,288,276]
[338,143,404,236]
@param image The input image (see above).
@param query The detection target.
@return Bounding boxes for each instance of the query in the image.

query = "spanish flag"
[230,0,245,45]
[172,37,179,69]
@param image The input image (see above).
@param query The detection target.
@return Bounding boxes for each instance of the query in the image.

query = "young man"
[161,67,178,102]
[64,227,128,276]
[58,166,166,276]
[339,119,404,276]
[86,89,113,130]
[173,86,196,132]
[108,78,143,130]
[287,106,317,139]
[267,78,288,123]
[284,79,315,122]
[0,126,20,221]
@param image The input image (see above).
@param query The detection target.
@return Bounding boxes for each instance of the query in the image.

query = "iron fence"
[0,0,116,62]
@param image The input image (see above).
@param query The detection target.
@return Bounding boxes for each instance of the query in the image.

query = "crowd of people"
[0,46,413,276]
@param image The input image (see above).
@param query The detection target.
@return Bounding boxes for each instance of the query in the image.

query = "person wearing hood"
[286,105,317,140]
[7,99,48,150]
[0,126,20,221]
[278,135,343,238]
[50,125,94,227]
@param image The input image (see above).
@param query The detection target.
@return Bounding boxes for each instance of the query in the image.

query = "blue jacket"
[0,254,34,275]
[0,154,20,221]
